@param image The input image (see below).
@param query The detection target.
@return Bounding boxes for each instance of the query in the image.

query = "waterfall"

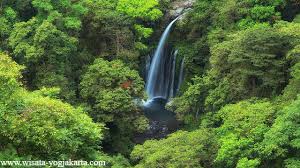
[169,50,178,98]
[146,17,180,101]
[145,55,151,80]
[177,57,185,93]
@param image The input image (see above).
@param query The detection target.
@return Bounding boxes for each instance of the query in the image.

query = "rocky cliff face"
[168,0,196,18]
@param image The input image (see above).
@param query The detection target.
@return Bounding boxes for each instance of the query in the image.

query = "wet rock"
[169,0,196,17]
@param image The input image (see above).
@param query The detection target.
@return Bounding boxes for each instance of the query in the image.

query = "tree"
[167,76,205,123]
[262,96,300,166]
[214,100,276,167]
[81,0,135,56]
[31,0,86,32]
[117,0,162,21]
[131,129,217,168]
[207,24,291,109]
[0,52,23,101]
[80,58,145,122]
[0,7,18,51]
[7,0,86,102]
[5,93,103,160]
[9,19,78,100]
[275,21,300,101]
[282,61,300,101]
[80,58,147,154]
[81,0,163,69]
[117,0,162,53]
[0,53,104,160]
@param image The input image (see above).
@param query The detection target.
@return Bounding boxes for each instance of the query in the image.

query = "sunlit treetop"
[32,0,87,31]
[0,53,24,101]
[117,0,163,21]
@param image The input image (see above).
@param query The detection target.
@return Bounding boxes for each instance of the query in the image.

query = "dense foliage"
[0,53,103,160]
[136,0,300,168]
[0,0,300,167]
[80,58,147,154]
[0,0,163,166]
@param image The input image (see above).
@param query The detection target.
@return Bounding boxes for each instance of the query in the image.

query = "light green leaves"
[32,0,53,12]
[262,96,300,160]
[0,54,103,160]
[250,5,278,21]
[0,53,24,101]
[10,94,104,159]
[117,0,162,21]
[134,24,153,40]
[215,100,275,167]
[131,129,216,168]
[236,158,260,168]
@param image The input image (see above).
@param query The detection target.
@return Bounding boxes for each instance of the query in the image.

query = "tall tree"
[80,58,147,155]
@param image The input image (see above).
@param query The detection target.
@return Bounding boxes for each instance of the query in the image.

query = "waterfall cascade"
[168,50,178,99]
[145,17,184,104]
[176,57,185,93]
[138,17,184,141]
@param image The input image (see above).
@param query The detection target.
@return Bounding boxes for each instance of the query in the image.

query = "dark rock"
[169,0,196,17]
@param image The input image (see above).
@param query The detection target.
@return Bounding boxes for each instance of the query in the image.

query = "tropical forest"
[0,0,300,167]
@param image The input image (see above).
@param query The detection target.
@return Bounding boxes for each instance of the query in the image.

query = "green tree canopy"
[80,58,145,122]
[0,53,104,160]
[262,96,300,165]
[214,100,276,167]
[80,58,147,155]
[117,0,162,21]
[131,129,217,168]
[0,53,23,101]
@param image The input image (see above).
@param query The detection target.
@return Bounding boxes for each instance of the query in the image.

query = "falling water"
[146,17,180,101]
[145,55,151,80]
[177,57,185,93]
[169,50,178,98]
[139,17,184,141]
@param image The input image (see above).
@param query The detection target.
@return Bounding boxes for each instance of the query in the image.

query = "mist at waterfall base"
[135,17,184,142]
